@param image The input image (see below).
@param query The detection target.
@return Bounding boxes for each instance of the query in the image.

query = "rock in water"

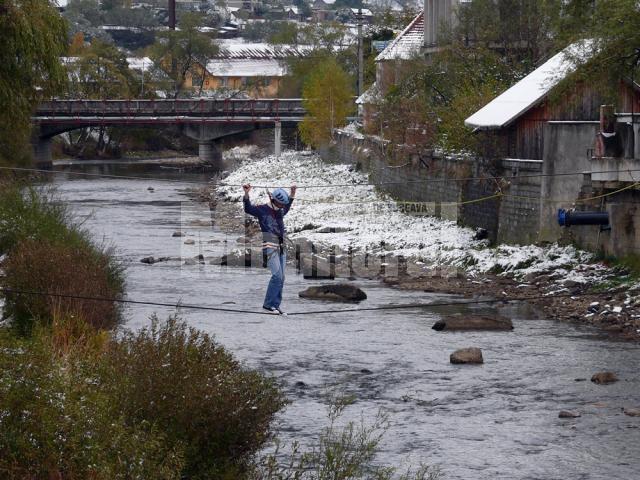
[433,315,513,331]
[172,231,185,237]
[559,410,581,418]
[450,348,483,364]
[184,239,195,245]
[299,284,367,302]
[140,256,171,265]
[591,372,618,385]
[623,408,640,417]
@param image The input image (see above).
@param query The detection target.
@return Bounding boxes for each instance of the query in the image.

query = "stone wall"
[323,124,640,256]
[324,130,543,245]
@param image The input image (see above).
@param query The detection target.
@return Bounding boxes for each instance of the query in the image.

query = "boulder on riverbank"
[299,284,367,302]
[450,347,484,364]
[591,372,618,385]
[433,315,513,331]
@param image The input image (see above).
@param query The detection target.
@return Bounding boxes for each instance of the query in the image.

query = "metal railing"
[34,98,306,124]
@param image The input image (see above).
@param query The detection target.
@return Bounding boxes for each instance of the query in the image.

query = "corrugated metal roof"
[205,59,287,77]
[375,12,424,61]
[217,40,312,59]
[465,41,595,130]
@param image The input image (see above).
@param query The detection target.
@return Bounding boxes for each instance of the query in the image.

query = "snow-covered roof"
[375,12,424,61]
[217,40,312,59]
[364,0,418,11]
[356,82,381,105]
[126,57,153,73]
[205,59,287,77]
[465,41,595,130]
[350,8,373,16]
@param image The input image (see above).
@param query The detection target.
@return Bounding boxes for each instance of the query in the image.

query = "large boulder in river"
[433,315,513,332]
[591,372,618,385]
[299,284,367,302]
[450,347,484,364]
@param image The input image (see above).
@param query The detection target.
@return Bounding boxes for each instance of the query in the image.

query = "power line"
[4,164,640,190]
[0,286,613,317]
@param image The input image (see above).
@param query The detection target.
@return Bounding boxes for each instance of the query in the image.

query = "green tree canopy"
[149,12,218,98]
[66,40,137,99]
[0,0,68,166]
[299,58,354,147]
[557,0,640,98]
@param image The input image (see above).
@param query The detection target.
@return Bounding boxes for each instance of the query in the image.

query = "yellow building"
[185,41,310,98]
[186,58,286,97]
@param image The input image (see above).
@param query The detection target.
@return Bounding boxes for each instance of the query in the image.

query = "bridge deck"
[35,99,306,125]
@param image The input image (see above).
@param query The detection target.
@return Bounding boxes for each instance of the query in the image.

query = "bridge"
[32,98,306,167]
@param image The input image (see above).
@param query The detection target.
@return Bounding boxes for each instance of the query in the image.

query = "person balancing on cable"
[242,183,297,315]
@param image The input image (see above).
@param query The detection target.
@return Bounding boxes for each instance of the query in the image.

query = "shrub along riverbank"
[0,179,438,479]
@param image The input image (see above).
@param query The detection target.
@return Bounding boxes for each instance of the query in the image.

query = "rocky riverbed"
[202,151,640,341]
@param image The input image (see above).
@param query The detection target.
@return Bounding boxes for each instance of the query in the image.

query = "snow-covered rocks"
[216,151,600,284]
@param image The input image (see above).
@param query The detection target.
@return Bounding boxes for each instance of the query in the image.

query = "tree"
[299,58,354,147]
[279,22,356,97]
[0,0,67,166]
[149,12,218,98]
[453,0,561,71]
[557,0,640,101]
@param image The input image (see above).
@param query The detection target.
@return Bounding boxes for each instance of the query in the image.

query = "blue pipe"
[558,209,609,227]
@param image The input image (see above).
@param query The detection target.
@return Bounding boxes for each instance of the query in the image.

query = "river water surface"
[52,160,640,480]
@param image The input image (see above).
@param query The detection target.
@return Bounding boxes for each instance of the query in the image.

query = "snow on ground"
[217,151,598,281]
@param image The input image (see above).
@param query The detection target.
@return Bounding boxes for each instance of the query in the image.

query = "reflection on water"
[52,160,640,480]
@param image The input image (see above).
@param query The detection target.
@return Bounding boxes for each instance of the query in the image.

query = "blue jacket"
[243,196,294,246]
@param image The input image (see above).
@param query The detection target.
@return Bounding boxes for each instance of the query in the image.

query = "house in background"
[184,42,311,97]
[357,11,424,132]
[465,41,640,254]
[311,0,335,22]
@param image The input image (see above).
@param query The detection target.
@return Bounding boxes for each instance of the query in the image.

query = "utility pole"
[168,0,176,30]
[357,7,364,97]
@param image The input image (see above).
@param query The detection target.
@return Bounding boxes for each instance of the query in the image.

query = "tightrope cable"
[4,165,640,190]
[0,287,616,317]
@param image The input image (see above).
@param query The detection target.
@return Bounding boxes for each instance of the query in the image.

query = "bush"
[0,317,286,479]
[0,329,184,479]
[0,181,124,335]
[2,239,123,334]
[253,396,440,480]
[103,316,287,479]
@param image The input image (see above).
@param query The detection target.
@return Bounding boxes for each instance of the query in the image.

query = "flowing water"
[51,160,640,480]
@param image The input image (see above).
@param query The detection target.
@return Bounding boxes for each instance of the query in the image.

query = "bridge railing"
[36,99,305,120]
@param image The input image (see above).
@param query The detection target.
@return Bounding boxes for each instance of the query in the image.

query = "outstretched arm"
[242,184,260,217]
[283,184,296,216]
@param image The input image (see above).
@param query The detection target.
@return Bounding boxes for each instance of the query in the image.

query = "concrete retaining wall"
[323,130,543,245]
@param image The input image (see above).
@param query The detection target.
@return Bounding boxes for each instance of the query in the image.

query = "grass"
[0,180,124,335]
[589,251,640,292]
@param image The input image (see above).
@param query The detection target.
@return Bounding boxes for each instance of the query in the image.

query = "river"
[51,158,640,480]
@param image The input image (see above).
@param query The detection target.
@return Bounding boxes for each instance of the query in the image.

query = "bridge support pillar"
[274,121,282,157]
[32,137,53,169]
[198,141,222,168]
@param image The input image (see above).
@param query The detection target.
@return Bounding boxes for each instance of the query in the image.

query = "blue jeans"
[264,247,286,309]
